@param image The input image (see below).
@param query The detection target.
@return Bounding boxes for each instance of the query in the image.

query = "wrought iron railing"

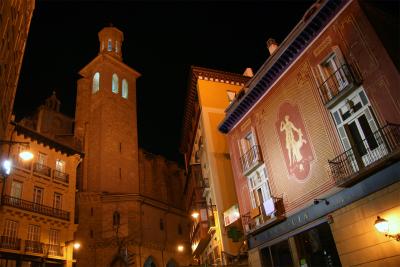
[48,244,64,257]
[318,64,361,105]
[25,240,44,254]
[2,195,70,221]
[0,236,21,250]
[53,170,69,184]
[240,145,261,174]
[329,123,400,186]
[33,162,51,177]
[241,197,284,233]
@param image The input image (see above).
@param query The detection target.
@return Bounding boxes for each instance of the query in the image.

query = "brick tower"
[74,26,190,267]
[75,26,140,194]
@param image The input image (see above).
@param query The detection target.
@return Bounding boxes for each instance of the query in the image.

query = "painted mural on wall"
[275,102,314,181]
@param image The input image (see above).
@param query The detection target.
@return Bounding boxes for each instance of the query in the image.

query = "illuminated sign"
[223,204,240,226]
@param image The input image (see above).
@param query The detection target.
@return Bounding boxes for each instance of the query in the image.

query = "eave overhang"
[179,66,250,153]
[218,0,348,134]
[12,122,84,157]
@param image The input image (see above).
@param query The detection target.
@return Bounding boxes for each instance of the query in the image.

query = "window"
[112,73,119,94]
[93,72,100,93]
[331,88,382,167]
[248,166,272,213]
[27,225,40,241]
[320,53,348,91]
[48,229,60,256]
[226,90,236,103]
[37,152,47,166]
[33,187,43,205]
[49,229,59,244]
[54,193,62,210]
[239,131,259,171]
[107,39,112,51]
[10,180,22,199]
[122,79,128,99]
[55,159,65,172]
[3,220,18,238]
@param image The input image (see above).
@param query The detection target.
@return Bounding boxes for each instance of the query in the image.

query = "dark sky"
[14,0,313,163]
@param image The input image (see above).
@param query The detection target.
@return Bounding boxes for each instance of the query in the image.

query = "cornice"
[218,0,348,134]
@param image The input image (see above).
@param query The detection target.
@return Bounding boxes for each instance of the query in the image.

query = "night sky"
[14,0,314,163]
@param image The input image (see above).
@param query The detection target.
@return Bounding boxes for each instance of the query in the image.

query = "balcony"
[242,197,285,234]
[329,123,400,187]
[48,244,64,257]
[190,221,211,256]
[25,240,44,254]
[240,145,262,175]
[2,195,70,221]
[53,170,69,184]
[33,162,51,178]
[318,64,362,109]
[0,236,21,250]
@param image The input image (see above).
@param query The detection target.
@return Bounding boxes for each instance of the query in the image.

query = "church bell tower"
[75,25,141,194]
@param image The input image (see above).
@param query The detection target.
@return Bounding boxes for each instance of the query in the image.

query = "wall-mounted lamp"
[73,242,81,250]
[374,216,400,241]
[191,211,199,219]
[314,198,330,205]
[177,245,184,252]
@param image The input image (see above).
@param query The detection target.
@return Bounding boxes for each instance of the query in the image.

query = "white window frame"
[33,186,43,205]
[122,79,128,99]
[112,73,119,94]
[10,180,22,199]
[92,72,100,93]
[55,159,65,173]
[54,193,62,210]
[37,152,47,166]
[27,224,40,242]
[107,39,112,51]
[3,220,18,238]
[247,165,272,211]
[330,87,384,167]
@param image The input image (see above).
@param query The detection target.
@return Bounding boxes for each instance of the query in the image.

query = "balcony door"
[239,131,257,170]
[248,166,273,224]
[331,89,385,168]
[321,54,349,91]
[11,180,22,199]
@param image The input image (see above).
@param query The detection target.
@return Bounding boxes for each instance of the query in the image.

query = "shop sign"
[223,204,240,226]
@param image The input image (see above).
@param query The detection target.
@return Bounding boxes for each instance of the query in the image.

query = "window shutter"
[338,126,351,151]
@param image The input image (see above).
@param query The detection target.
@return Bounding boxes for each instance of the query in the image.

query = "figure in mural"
[280,115,307,170]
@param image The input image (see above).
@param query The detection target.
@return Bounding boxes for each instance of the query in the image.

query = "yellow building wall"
[0,129,80,267]
[330,181,400,266]
[197,79,243,256]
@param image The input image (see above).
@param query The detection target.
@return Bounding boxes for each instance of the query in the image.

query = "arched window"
[122,79,128,99]
[107,39,112,51]
[92,72,100,93]
[112,74,119,94]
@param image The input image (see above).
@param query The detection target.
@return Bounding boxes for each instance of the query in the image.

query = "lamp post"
[0,139,33,204]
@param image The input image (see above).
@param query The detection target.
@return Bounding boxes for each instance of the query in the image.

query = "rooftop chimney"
[267,38,278,56]
[243,67,254,77]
